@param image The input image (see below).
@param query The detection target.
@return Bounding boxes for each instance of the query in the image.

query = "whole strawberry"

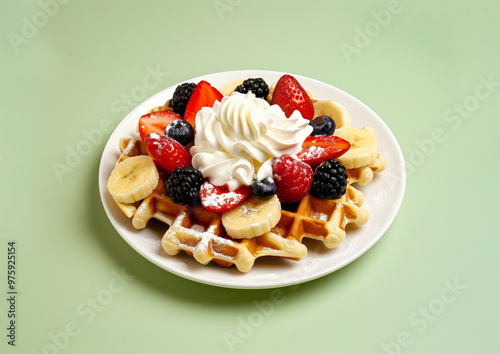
[271,74,314,120]
[272,155,313,204]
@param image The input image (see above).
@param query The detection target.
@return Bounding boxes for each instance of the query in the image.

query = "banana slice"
[219,79,244,96]
[313,100,352,128]
[334,126,378,169]
[222,195,281,239]
[107,155,159,204]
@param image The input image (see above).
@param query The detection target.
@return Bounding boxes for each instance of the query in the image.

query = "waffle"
[112,136,376,271]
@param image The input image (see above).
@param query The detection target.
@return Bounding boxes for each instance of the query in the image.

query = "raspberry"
[272,155,313,204]
[166,167,204,205]
[234,78,269,99]
[310,159,348,199]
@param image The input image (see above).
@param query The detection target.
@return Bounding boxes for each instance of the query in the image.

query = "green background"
[1,0,499,353]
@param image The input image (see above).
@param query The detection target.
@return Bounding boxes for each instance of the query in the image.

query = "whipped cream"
[190,92,313,190]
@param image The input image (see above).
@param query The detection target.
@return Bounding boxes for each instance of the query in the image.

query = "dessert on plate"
[107,74,386,272]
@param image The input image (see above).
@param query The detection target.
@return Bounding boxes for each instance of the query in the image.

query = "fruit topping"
[107,155,159,204]
[184,80,223,130]
[165,167,204,205]
[251,177,277,200]
[170,82,196,116]
[143,133,192,174]
[309,115,336,136]
[310,159,348,199]
[234,78,269,99]
[333,127,378,169]
[164,120,194,146]
[138,110,182,142]
[296,135,350,167]
[199,181,251,213]
[272,155,313,204]
[221,194,281,239]
[271,74,314,120]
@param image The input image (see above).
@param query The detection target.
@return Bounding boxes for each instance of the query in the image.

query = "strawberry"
[271,74,314,120]
[296,135,350,167]
[199,181,251,213]
[143,133,192,174]
[184,80,223,130]
[138,110,182,142]
[272,155,313,203]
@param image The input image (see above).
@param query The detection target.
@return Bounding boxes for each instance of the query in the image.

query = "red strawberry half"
[184,81,223,130]
[272,155,313,204]
[271,74,314,120]
[199,181,251,213]
[143,133,192,174]
[138,110,182,142]
[296,135,350,167]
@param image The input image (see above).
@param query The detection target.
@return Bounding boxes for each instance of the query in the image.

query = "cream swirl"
[190,92,312,190]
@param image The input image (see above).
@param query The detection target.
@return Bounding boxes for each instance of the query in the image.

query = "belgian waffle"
[112,136,376,271]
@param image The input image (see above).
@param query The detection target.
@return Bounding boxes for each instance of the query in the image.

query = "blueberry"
[309,115,336,136]
[165,120,194,146]
[251,177,277,200]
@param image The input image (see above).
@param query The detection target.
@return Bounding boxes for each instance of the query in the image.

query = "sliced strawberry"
[199,181,251,213]
[271,74,314,120]
[138,110,182,142]
[296,135,350,167]
[272,155,313,204]
[143,133,192,174]
[184,80,223,130]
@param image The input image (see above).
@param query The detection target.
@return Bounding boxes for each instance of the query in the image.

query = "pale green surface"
[1,0,499,353]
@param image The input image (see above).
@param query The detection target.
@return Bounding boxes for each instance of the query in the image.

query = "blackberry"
[165,120,194,146]
[170,83,196,116]
[165,167,204,205]
[310,159,347,199]
[309,115,336,136]
[235,78,269,99]
[251,177,277,200]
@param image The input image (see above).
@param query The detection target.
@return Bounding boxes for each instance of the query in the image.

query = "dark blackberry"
[235,78,269,99]
[165,120,194,146]
[310,159,347,199]
[165,167,204,205]
[251,177,277,200]
[170,83,196,116]
[309,115,336,136]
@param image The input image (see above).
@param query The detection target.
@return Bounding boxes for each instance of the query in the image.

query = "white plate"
[98,70,406,289]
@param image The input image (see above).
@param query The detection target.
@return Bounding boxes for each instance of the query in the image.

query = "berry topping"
[170,83,196,116]
[272,155,313,204]
[165,167,204,205]
[234,78,269,99]
[138,110,182,142]
[199,181,251,213]
[143,133,192,174]
[309,115,336,136]
[184,80,223,130]
[310,159,348,199]
[251,177,277,200]
[296,135,350,167]
[271,74,314,120]
[164,120,194,146]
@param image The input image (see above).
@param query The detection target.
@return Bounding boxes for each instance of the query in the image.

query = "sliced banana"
[219,79,244,96]
[222,195,281,239]
[107,155,159,204]
[313,100,352,128]
[334,126,378,169]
